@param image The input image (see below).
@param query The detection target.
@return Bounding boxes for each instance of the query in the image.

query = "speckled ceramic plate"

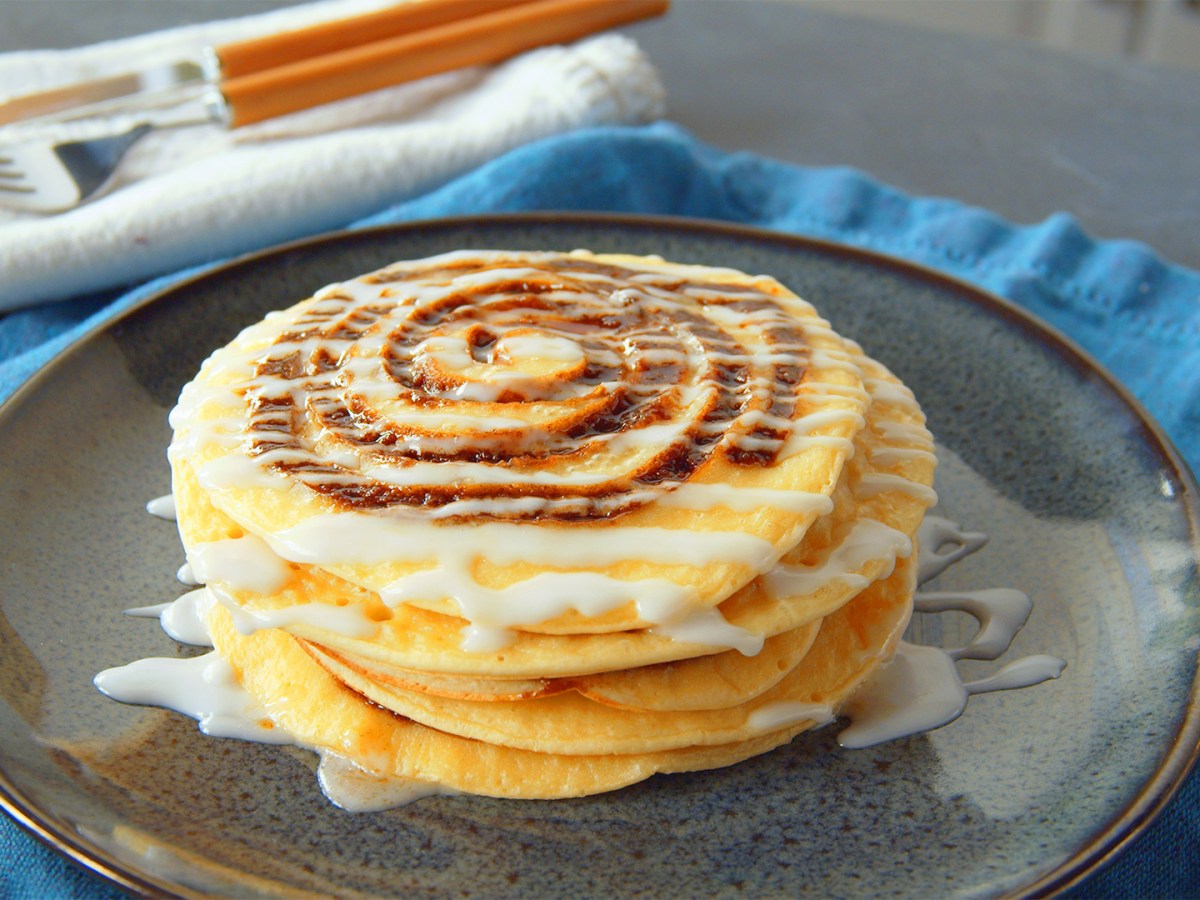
[1,215,1197,898]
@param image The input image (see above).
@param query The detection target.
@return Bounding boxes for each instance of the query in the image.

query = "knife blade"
[0,61,209,127]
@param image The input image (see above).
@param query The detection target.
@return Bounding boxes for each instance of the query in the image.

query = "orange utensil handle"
[215,0,539,78]
[220,0,669,127]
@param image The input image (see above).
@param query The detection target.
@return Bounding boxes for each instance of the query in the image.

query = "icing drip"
[98,597,419,811]
[317,752,456,812]
[838,646,1066,750]
[650,606,766,657]
[94,651,290,745]
[268,513,777,569]
[836,516,1066,748]
[916,515,988,583]
[187,535,291,596]
[125,588,215,646]
[914,589,1033,661]
[97,591,401,807]
[145,494,176,520]
[212,586,380,640]
[762,518,912,600]
[261,514,782,653]
[746,701,835,732]
[838,643,969,749]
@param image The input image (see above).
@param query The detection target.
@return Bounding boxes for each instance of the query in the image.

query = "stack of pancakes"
[169,250,936,799]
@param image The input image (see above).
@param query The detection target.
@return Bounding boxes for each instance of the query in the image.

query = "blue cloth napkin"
[2,121,1197,898]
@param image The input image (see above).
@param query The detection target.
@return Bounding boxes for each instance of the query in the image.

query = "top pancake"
[170,343,935,678]
[169,250,870,638]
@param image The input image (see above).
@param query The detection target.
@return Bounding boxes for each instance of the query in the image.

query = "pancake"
[102,249,942,803]
[300,618,823,711]
[299,559,914,756]
[207,555,916,798]
[170,250,872,642]
[171,342,933,680]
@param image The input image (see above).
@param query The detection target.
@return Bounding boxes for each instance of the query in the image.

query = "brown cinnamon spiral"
[234,250,824,521]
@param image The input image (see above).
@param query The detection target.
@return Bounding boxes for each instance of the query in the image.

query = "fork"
[0,125,154,212]
[0,0,668,214]
[0,88,225,212]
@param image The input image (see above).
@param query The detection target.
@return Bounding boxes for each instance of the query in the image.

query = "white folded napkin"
[0,0,666,310]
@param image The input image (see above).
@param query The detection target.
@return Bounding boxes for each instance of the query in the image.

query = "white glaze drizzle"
[657,484,835,515]
[111,516,1061,775]
[94,651,290,745]
[746,700,835,732]
[381,566,696,652]
[868,447,938,466]
[257,514,781,653]
[650,606,766,657]
[186,534,291,597]
[207,585,380,641]
[266,512,775,572]
[837,643,968,749]
[914,589,1033,661]
[963,655,1068,693]
[317,751,456,812]
[762,518,912,600]
[145,494,176,521]
[124,588,215,646]
[856,473,939,507]
[838,645,1067,750]
[107,479,933,811]
[916,515,988,583]
[835,517,1066,748]
[98,591,408,808]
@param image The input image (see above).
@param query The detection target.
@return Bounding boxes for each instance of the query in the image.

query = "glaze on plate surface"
[0,215,1196,897]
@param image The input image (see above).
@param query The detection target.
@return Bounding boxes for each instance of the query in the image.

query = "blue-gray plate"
[1,215,1197,898]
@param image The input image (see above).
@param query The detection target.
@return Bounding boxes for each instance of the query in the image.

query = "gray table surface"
[2,0,1198,271]
[0,2,1197,897]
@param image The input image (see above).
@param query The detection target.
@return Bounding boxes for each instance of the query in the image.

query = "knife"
[0,0,540,126]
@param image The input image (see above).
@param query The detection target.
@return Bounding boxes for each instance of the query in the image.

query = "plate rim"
[1,210,1197,898]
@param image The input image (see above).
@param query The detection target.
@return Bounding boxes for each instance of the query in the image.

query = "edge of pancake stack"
[167,249,937,800]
